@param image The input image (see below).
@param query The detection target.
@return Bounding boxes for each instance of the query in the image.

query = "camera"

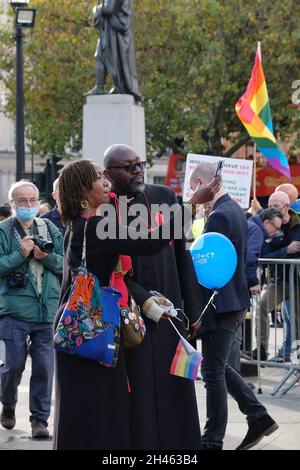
[7,272,28,289]
[32,236,54,253]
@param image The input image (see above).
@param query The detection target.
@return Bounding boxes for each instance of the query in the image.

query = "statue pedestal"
[82,94,146,168]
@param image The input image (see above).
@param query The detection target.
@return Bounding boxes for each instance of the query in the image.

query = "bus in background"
[165,154,186,196]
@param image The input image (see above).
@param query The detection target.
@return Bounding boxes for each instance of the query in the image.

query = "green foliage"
[134,0,300,156]
[0,0,299,158]
[0,0,95,155]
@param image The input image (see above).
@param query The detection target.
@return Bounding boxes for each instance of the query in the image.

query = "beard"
[130,175,145,195]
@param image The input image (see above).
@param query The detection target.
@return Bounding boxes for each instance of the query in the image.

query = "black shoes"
[236,414,279,450]
[0,406,16,430]
[252,346,268,361]
[31,419,49,439]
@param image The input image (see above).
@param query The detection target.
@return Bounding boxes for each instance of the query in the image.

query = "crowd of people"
[1,144,299,450]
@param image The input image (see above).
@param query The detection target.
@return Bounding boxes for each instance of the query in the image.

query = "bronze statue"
[85,0,142,102]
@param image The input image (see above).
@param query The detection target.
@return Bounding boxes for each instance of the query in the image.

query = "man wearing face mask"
[0,181,63,438]
[252,191,300,360]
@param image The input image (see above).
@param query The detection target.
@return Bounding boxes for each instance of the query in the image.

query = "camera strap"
[11,217,26,245]
[12,217,52,241]
[12,217,39,243]
[41,218,53,242]
[11,218,47,296]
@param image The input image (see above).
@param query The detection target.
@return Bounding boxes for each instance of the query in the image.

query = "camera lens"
[10,274,17,287]
[33,236,54,253]
[40,241,53,253]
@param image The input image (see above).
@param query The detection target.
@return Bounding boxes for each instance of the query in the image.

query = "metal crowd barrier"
[241,258,300,396]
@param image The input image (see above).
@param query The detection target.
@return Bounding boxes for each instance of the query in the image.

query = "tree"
[0,0,299,159]
[134,0,300,157]
[0,0,96,156]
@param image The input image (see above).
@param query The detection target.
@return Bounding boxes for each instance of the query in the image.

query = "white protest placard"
[183,154,253,209]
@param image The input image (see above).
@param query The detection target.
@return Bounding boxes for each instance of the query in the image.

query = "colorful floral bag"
[54,221,122,367]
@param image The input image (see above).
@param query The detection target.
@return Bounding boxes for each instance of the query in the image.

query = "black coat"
[53,215,173,450]
[198,194,250,336]
[123,185,202,450]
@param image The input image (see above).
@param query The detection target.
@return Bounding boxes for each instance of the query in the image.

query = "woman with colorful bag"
[53,160,178,450]
[53,159,219,450]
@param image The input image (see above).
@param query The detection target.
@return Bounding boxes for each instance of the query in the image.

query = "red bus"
[165,154,186,195]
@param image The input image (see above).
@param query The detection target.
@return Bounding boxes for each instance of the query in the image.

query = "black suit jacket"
[200,194,250,333]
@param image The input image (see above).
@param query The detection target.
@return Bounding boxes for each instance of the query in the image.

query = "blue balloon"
[291,199,300,213]
[190,232,237,289]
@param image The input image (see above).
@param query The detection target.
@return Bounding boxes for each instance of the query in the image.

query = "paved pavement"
[0,333,300,450]
[197,365,300,450]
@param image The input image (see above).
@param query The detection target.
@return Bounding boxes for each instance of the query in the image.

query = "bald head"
[275,183,298,203]
[189,162,216,191]
[268,190,291,223]
[268,191,290,207]
[103,144,145,196]
[103,144,138,169]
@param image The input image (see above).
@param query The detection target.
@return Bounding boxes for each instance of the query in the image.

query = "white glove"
[142,295,177,323]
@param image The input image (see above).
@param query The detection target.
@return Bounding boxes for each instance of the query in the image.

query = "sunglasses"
[107,161,147,173]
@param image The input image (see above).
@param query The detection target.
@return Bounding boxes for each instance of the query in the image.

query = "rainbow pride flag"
[235,44,290,178]
[170,336,202,380]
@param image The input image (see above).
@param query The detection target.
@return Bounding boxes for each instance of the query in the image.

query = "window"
[153,176,166,185]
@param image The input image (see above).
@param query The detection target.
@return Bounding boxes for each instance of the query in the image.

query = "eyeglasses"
[14,198,39,206]
[107,161,147,173]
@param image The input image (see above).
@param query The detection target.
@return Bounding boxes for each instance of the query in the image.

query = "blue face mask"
[16,206,39,222]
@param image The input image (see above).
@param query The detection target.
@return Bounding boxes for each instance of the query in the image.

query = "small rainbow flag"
[235,43,290,178]
[170,336,202,380]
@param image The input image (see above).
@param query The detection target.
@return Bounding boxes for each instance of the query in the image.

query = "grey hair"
[8,180,39,203]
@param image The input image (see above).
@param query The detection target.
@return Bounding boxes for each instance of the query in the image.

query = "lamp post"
[10,0,36,181]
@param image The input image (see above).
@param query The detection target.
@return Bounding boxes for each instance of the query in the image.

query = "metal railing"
[241,258,300,396]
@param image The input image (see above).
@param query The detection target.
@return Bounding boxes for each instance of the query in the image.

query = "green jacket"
[0,217,63,323]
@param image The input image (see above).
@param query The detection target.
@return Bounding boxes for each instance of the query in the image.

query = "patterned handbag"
[54,221,122,367]
[120,295,146,349]
[110,258,146,349]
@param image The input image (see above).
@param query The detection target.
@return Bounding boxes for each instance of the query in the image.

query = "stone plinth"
[82,94,146,168]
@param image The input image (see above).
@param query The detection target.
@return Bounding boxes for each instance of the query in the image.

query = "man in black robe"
[103,144,219,450]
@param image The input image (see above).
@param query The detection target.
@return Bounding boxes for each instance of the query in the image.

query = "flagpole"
[257,41,261,59]
[252,40,261,200]
[253,143,257,199]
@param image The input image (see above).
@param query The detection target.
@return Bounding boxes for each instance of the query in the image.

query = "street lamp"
[10,0,36,181]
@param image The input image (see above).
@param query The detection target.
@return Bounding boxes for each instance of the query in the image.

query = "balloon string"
[168,317,184,340]
[191,290,218,326]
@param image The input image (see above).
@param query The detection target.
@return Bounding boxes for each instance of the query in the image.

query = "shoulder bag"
[54,221,121,367]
